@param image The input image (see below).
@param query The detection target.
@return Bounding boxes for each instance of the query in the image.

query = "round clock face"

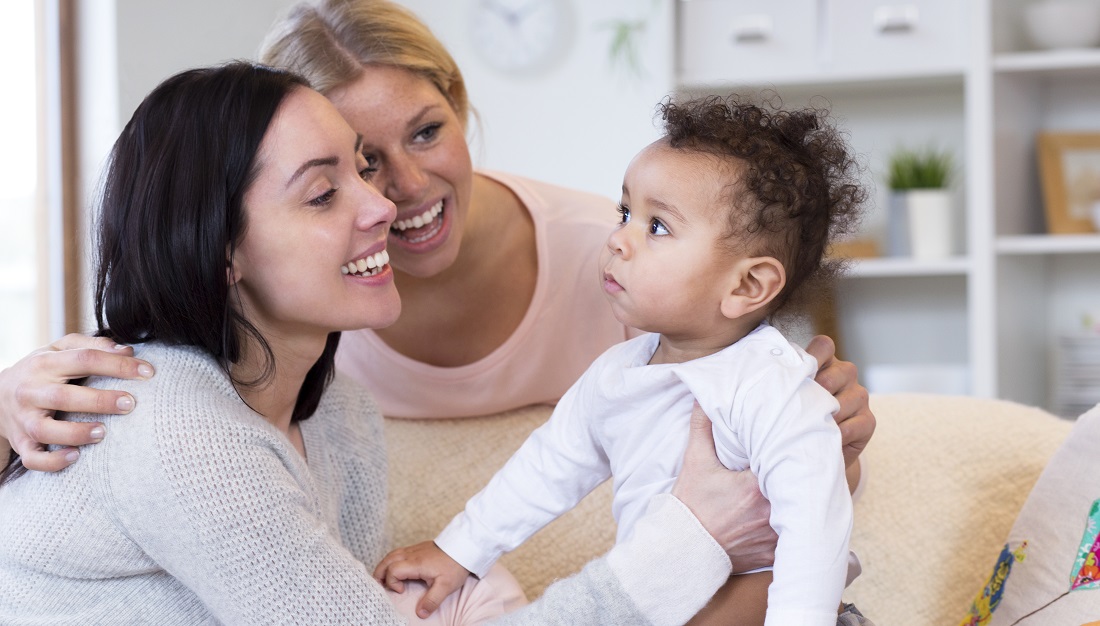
[469,0,571,74]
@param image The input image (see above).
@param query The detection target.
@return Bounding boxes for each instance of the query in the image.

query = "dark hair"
[3,62,338,485]
[658,93,866,317]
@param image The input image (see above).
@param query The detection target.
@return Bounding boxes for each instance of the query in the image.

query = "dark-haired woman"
[0,62,797,625]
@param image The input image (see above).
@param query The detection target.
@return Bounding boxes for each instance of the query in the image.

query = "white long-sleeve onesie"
[437,325,854,626]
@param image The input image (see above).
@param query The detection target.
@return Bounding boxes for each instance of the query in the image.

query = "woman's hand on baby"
[672,402,777,574]
[373,541,471,619]
[805,334,875,470]
[0,334,154,471]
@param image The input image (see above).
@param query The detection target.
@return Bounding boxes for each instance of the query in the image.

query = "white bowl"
[1024,0,1100,49]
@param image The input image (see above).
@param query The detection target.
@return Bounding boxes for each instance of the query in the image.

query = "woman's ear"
[227,251,241,286]
[720,257,786,320]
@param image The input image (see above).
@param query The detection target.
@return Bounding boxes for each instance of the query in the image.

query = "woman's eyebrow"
[406,104,442,128]
[287,156,339,189]
[286,135,365,189]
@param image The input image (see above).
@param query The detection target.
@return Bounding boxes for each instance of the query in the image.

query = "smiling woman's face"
[326,65,474,279]
[232,87,401,341]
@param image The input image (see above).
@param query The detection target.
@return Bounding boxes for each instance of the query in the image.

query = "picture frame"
[1037,132,1100,234]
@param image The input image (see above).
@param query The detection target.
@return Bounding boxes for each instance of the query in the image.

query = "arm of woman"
[0,335,153,471]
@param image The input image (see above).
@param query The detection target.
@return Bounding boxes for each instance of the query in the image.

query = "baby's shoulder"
[731,326,818,375]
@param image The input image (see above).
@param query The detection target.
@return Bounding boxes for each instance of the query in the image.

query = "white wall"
[102,0,674,200]
[394,0,675,200]
[113,0,298,126]
[75,0,297,331]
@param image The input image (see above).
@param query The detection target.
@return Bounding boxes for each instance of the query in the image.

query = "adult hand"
[0,334,154,471]
[805,335,875,470]
[672,402,777,574]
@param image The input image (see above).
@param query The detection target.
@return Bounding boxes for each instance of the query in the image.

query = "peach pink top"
[335,170,631,419]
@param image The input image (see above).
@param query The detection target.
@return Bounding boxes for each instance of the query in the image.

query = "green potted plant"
[886,146,956,259]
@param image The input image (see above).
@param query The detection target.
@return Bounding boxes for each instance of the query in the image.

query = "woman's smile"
[386,196,453,253]
[390,199,444,241]
[342,249,390,277]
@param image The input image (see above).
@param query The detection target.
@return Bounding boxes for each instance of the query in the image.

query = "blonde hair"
[259,0,469,124]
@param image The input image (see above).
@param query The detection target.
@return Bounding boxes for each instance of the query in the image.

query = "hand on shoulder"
[0,334,154,471]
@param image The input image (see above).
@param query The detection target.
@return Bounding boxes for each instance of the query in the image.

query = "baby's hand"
[373,541,471,618]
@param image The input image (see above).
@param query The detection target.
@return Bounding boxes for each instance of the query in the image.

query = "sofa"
[385,393,1079,625]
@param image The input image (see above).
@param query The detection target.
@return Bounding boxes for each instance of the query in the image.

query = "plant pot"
[886,193,910,256]
[887,189,955,259]
[907,189,954,259]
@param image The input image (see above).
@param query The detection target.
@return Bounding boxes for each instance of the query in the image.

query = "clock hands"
[484,0,544,30]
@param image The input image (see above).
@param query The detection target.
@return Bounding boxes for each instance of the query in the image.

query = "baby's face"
[599,141,739,337]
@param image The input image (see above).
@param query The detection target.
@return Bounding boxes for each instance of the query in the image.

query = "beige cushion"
[385,393,1072,621]
[385,404,613,599]
[845,394,1072,625]
[956,403,1100,625]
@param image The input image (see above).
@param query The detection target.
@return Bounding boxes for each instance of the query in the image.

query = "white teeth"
[343,250,390,277]
[392,200,443,232]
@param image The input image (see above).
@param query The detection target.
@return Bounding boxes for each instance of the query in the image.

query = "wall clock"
[468,0,572,74]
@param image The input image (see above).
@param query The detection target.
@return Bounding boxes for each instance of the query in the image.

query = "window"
[0,1,80,369]
[0,2,43,368]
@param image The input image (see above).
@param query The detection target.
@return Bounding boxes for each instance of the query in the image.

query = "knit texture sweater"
[0,343,732,625]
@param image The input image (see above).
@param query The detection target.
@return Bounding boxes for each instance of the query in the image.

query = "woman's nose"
[380,151,429,203]
[357,181,397,232]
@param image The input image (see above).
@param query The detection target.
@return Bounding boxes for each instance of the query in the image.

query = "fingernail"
[137,364,154,378]
[113,344,128,351]
[65,449,80,463]
[90,426,106,441]
[116,395,135,412]
[417,609,429,619]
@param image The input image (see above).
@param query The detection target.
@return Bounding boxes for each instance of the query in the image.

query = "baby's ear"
[720,257,786,320]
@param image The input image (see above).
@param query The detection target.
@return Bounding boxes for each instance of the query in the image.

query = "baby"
[378,94,868,625]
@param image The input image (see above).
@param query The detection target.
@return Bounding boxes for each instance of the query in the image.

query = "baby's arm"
[747,375,852,625]
[374,541,471,619]
[396,372,612,616]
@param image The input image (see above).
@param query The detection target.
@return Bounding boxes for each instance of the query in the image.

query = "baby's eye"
[649,219,669,236]
[616,204,631,224]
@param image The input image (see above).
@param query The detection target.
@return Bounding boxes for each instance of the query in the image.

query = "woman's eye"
[616,204,630,224]
[649,219,669,236]
[308,188,337,207]
[358,154,379,181]
[359,164,378,182]
[414,123,441,142]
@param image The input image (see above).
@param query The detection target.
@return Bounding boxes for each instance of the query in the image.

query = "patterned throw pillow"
[960,404,1100,625]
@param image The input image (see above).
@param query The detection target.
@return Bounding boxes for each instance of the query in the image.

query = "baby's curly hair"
[659,93,866,318]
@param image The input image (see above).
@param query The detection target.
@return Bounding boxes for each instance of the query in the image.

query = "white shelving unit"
[675,0,1100,412]
[989,0,1100,413]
